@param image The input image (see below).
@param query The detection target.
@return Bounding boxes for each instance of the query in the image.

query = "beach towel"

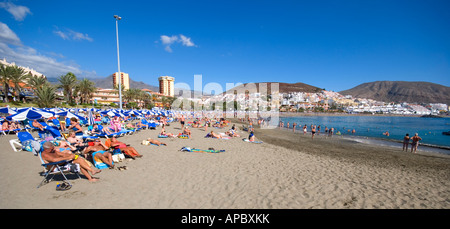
[180,147,224,153]
[92,151,114,169]
[158,135,169,138]
[141,140,162,146]
[242,138,263,143]
[178,134,189,139]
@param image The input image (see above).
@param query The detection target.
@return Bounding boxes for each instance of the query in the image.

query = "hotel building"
[112,72,130,90]
[158,76,174,97]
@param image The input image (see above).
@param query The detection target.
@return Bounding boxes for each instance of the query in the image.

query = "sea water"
[280,115,450,155]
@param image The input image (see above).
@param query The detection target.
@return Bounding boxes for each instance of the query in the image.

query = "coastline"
[277,113,450,151]
[279,111,450,118]
[239,119,450,170]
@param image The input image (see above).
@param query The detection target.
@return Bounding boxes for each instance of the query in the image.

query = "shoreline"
[232,118,450,161]
[276,114,450,151]
[279,112,450,118]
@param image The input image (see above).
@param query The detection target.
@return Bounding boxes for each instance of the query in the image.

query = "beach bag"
[112,153,125,163]
[180,147,192,152]
[21,139,33,152]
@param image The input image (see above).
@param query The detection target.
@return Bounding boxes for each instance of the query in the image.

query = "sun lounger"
[37,150,81,188]
[10,131,39,152]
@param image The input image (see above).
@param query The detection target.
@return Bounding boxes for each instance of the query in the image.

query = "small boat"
[443,131,450,136]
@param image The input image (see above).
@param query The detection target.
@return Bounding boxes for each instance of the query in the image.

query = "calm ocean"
[279,115,450,153]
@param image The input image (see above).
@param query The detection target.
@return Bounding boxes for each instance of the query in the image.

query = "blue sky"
[1,0,449,93]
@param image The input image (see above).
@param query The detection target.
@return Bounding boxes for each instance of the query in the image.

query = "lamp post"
[114,15,123,109]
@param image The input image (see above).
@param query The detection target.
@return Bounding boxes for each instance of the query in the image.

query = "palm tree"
[0,64,12,102]
[74,78,96,104]
[28,74,49,90]
[35,84,57,108]
[124,88,146,108]
[58,72,78,104]
[9,65,29,98]
[140,91,152,108]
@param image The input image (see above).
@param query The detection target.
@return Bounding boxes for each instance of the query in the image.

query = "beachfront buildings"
[189,88,448,115]
[112,72,130,90]
[0,58,46,78]
[0,58,45,102]
[159,76,175,97]
[90,88,165,107]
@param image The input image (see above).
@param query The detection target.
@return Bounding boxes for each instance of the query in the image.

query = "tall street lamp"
[114,15,123,109]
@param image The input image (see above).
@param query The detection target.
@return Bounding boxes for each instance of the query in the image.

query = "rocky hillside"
[340,81,450,105]
[223,82,323,94]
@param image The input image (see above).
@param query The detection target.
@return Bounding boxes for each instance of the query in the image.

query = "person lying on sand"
[110,136,143,159]
[83,139,114,168]
[160,125,175,138]
[145,138,167,146]
[225,128,240,137]
[209,131,222,139]
[41,141,101,182]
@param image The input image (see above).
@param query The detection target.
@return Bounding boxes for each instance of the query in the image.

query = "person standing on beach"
[311,125,316,140]
[402,133,410,151]
[180,115,185,130]
[411,133,422,153]
[303,125,307,135]
[329,127,334,137]
[293,122,296,133]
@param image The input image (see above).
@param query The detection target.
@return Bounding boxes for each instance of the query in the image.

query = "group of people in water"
[279,121,345,139]
[276,120,425,152]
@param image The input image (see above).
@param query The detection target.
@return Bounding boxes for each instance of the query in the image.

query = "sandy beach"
[0,119,449,209]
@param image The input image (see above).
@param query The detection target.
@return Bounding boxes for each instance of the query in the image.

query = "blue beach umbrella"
[6,107,54,121]
[56,111,87,121]
[87,110,95,125]
[0,107,17,115]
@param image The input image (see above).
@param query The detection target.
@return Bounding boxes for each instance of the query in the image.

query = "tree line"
[0,63,175,109]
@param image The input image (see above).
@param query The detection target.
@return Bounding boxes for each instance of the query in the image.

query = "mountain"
[90,75,160,91]
[223,82,323,94]
[339,81,450,105]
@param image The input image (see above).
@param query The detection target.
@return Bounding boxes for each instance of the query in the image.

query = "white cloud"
[0,22,97,78]
[160,35,178,45]
[0,22,21,46]
[179,34,195,47]
[160,34,196,52]
[53,27,93,42]
[0,2,31,21]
